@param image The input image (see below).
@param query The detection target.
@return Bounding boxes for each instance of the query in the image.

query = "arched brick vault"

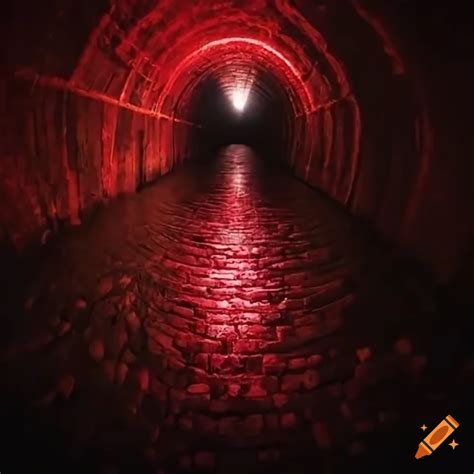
[1,0,473,281]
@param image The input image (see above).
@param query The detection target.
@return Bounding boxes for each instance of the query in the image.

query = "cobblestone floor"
[1,145,472,474]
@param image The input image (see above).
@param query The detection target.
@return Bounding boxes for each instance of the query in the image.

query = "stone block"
[263,354,286,374]
[273,393,289,409]
[233,339,264,354]
[288,357,307,370]
[307,354,323,367]
[356,346,372,363]
[211,354,244,374]
[194,353,209,371]
[245,378,268,398]
[187,383,210,395]
[239,324,276,340]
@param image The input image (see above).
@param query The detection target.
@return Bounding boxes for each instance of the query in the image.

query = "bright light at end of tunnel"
[231,86,251,112]
[220,66,254,113]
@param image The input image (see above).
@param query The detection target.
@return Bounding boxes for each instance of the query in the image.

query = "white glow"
[231,86,251,112]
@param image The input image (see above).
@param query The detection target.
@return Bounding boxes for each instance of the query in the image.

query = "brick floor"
[0,145,471,473]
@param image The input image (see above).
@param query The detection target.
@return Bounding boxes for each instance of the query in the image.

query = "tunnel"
[1,1,473,473]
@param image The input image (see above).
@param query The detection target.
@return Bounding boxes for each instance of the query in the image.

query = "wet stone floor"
[0,145,472,474]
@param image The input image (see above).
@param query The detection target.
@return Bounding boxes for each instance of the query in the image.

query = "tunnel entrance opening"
[169,48,301,167]
[188,69,292,160]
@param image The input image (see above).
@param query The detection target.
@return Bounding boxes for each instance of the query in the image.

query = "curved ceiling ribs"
[74,0,353,118]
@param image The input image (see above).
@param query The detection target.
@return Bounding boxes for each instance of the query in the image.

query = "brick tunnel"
[1,2,473,473]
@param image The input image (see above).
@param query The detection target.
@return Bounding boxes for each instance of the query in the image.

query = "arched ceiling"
[72,0,354,120]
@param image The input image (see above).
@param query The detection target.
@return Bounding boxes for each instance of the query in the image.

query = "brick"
[288,357,307,370]
[175,333,222,353]
[263,354,286,374]
[307,354,323,367]
[194,320,207,335]
[273,393,289,409]
[245,378,268,398]
[194,353,209,371]
[284,272,307,285]
[239,324,276,340]
[227,383,241,397]
[356,346,372,362]
[211,354,244,374]
[207,324,238,339]
[261,312,288,325]
[155,333,174,350]
[187,383,210,395]
[276,326,294,340]
[233,339,264,353]
[168,356,186,370]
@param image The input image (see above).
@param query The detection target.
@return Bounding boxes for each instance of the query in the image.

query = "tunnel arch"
[155,37,314,118]
[73,0,363,206]
[156,38,315,161]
